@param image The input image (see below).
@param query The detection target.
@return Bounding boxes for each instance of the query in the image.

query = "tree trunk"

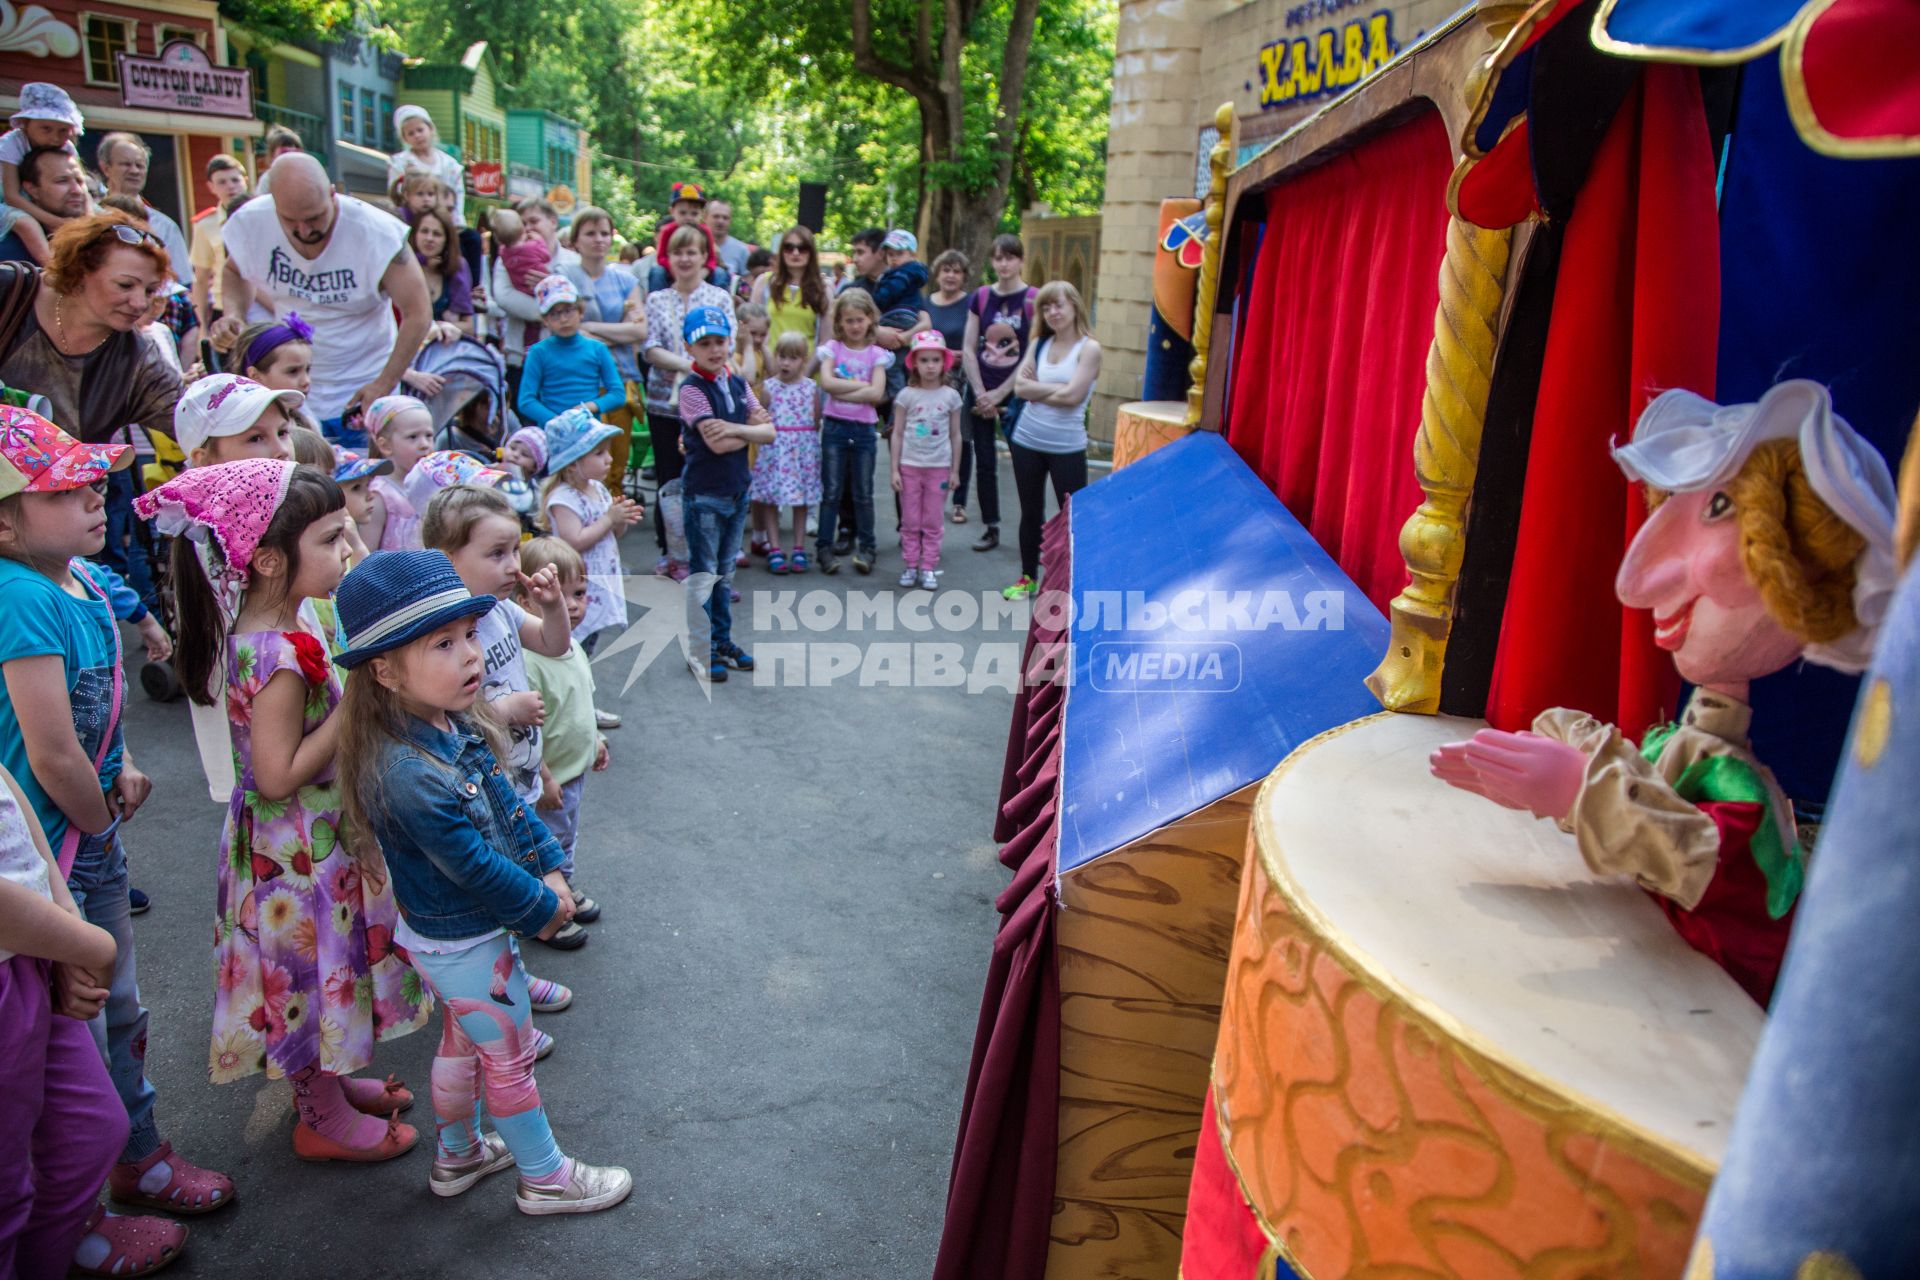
[854,0,1042,266]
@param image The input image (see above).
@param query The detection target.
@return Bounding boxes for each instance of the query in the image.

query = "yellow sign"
[548,184,577,216]
[1258,10,1398,108]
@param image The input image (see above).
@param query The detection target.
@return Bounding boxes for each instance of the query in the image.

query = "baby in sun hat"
[499,427,548,531]
[1,83,84,260]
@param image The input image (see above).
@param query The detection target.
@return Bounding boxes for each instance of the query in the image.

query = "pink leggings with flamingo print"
[409,937,565,1179]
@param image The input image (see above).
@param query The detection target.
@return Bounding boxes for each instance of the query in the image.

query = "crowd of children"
[0,83,1105,1276]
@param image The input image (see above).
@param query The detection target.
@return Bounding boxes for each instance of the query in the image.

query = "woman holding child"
[562,207,647,486]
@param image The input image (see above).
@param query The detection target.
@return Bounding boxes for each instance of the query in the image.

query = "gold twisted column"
[1186,102,1236,426]
[1365,214,1512,712]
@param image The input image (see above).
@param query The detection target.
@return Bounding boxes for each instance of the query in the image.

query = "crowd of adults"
[0,83,1102,610]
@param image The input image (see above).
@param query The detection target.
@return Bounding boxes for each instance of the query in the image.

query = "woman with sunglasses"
[0,212,182,614]
[751,225,830,349]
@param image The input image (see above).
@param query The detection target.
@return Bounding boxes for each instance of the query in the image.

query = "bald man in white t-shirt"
[211,155,434,444]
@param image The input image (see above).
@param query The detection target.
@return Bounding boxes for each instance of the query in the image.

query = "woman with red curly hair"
[0,211,182,610]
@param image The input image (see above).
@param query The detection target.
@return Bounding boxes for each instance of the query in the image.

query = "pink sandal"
[72,1206,188,1277]
[107,1142,235,1215]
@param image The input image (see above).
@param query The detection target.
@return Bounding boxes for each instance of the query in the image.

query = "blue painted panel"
[1057,432,1388,873]
[1598,0,1803,54]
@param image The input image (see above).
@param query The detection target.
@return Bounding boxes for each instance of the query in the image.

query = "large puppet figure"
[1432,380,1898,1004]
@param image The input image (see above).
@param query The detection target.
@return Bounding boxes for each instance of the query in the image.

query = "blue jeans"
[816,418,876,557]
[101,470,158,615]
[319,415,368,451]
[684,490,749,657]
[65,823,161,1163]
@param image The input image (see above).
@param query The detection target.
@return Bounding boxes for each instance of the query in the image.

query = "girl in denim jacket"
[333,550,632,1217]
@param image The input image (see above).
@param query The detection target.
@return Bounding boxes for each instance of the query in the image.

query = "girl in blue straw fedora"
[333,550,633,1216]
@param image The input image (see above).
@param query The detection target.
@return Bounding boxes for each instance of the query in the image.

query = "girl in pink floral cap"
[134,459,433,1164]
[0,406,230,1277]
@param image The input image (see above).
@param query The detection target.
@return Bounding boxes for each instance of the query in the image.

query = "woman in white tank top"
[1005,281,1102,599]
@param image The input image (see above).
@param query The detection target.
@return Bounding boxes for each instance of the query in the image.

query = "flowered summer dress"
[208,627,429,1085]
[544,479,629,641]
[748,376,822,507]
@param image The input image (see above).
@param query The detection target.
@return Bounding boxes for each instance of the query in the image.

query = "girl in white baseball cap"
[173,374,305,468]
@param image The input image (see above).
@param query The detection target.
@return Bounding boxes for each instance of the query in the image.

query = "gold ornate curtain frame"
[1187,2,1537,713]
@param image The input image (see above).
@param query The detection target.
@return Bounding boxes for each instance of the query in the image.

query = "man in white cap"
[212,154,431,448]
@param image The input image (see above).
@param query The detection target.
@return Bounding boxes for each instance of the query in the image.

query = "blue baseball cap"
[333,550,495,669]
[331,448,392,485]
[682,305,733,347]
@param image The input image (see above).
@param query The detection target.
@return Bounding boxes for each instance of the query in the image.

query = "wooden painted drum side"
[1210,713,1763,1278]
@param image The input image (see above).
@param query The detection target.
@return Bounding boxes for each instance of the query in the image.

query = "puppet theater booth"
[1183,0,1920,1276]
[934,1,1920,1278]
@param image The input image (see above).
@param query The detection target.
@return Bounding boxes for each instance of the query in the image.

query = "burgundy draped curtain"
[932,506,1073,1280]
[1223,110,1453,614]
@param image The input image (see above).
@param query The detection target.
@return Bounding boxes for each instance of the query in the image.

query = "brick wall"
[1092,0,1465,443]
[1091,0,1230,446]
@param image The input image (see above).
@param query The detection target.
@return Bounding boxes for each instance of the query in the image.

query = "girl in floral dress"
[135,459,431,1164]
[749,331,822,573]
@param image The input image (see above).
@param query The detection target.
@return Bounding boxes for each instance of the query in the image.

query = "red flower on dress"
[287,629,329,687]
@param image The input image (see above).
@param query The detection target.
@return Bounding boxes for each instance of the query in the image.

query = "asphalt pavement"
[111,481,1033,1278]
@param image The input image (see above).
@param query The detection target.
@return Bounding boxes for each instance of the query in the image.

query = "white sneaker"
[688,653,713,683]
[919,569,938,590]
[431,1132,516,1198]
[515,1158,634,1216]
[898,568,918,588]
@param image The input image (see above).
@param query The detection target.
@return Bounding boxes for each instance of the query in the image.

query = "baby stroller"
[411,336,517,463]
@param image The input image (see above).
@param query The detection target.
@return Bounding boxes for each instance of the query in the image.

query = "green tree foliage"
[218,0,353,46]
[382,0,1112,256]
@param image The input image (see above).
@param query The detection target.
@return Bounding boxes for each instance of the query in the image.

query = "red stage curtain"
[932,507,1072,1280]
[1223,109,1453,614]
[1485,66,1719,737]
[1180,1089,1273,1279]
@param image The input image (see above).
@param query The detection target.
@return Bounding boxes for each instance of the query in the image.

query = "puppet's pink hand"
[1430,730,1587,822]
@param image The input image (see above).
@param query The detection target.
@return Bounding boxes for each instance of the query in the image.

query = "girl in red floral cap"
[0,406,232,1277]
[135,459,432,1165]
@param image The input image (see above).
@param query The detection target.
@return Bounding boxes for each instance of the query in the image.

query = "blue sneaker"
[128,887,151,915]
[716,641,754,672]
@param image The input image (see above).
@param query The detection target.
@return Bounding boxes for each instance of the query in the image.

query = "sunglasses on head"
[107,224,163,250]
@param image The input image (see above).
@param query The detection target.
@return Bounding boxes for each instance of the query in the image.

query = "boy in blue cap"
[676,306,774,683]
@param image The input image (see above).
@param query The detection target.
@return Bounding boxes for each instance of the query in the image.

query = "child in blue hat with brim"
[331,549,633,1216]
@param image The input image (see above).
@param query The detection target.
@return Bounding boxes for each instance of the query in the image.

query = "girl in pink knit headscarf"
[135,460,432,1162]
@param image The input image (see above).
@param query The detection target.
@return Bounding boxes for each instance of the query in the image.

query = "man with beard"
[212,153,430,446]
